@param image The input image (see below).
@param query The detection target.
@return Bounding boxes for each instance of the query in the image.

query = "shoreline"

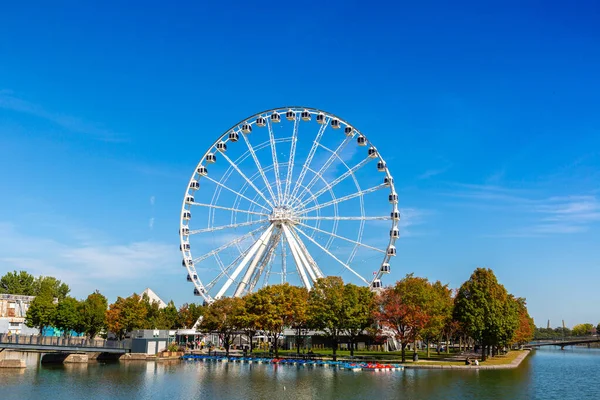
[404,350,530,370]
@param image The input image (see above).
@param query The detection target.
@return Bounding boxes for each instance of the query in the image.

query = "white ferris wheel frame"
[179,106,399,303]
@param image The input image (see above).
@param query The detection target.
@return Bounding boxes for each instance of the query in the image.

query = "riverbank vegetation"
[1,268,558,364]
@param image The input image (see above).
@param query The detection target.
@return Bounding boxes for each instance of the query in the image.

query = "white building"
[0,294,39,335]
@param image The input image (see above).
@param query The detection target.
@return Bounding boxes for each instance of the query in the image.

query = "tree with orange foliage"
[106,294,147,340]
[511,297,535,346]
[375,274,432,363]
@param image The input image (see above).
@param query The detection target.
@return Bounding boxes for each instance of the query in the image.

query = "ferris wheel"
[179,107,399,303]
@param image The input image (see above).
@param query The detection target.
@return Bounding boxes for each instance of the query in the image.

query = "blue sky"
[0,1,599,327]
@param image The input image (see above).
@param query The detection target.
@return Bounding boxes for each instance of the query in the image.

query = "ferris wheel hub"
[269,206,298,225]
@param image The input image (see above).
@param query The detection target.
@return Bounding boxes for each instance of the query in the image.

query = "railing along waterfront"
[0,333,130,350]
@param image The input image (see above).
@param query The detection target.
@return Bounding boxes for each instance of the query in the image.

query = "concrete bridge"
[529,336,600,350]
[0,333,130,367]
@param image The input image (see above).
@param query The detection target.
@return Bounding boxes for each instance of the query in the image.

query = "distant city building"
[142,288,167,309]
[0,294,39,335]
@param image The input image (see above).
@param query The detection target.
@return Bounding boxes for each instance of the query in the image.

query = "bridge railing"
[0,333,130,350]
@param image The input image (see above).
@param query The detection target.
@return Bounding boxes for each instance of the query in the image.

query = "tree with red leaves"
[375,274,432,363]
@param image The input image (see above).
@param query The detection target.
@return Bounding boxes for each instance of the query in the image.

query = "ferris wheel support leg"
[216,224,275,299]
[234,227,276,297]
[281,224,312,289]
[290,227,324,279]
[284,225,318,282]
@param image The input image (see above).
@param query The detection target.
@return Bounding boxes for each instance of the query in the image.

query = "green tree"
[54,297,82,337]
[341,284,375,357]
[141,293,162,329]
[200,297,245,356]
[421,281,453,357]
[307,277,345,361]
[34,276,70,301]
[81,291,108,339]
[0,270,36,295]
[156,300,179,329]
[236,293,261,353]
[572,323,595,336]
[106,294,148,340]
[25,288,57,333]
[178,303,204,329]
[453,268,518,361]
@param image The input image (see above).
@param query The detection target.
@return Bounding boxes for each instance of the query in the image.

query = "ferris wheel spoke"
[281,224,313,289]
[300,216,391,221]
[219,150,276,208]
[192,225,267,264]
[266,119,284,205]
[295,156,373,208]
[282,115,299,205]
[296,221,386,254]
[288,118,330,203]
[216,224,275,299]
[299,183,387,215]
[294,137,353,204]
[189,219,268,235]
[204,175,272,213]
[293,225,369,285]
[239,130,278,204]
[190,202,269,217]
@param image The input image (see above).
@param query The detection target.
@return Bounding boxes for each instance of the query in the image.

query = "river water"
[1,347,599,399]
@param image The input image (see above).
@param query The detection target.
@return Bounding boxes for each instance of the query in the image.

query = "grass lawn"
[249,348,527,366]
[252,348,461,361]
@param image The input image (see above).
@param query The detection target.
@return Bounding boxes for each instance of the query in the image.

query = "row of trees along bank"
[2,270,203,339]
[5,268,535,362]
[199,268,535,362]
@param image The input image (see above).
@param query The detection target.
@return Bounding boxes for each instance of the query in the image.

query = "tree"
[374,274,431,363]
[511,297,535,346]
[287,286,309,355]
[200,297,245,356]
[453,268,518,361]
[572,323,595,336]
[597,323,600,337]
[420,281,453,357]
[81,291,108,339]
[0,270,36,295]
[178,303,204,329]
[244,284,305,357]
[156,301,179,330]
[141,293,162,329]
[25,287,57,333]
[236,293,260,353]
[308,277,345,361]
[34,276,70,301]
[106,294,147,340]
[341,284,375,357]
[54,297,82,337]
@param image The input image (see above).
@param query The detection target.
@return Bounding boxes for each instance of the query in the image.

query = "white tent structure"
[142,288,167,309]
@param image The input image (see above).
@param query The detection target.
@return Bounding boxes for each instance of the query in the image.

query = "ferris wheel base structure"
[179,107,400,303]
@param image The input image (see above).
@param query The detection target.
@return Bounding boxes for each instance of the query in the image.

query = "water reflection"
[2,349,600,400]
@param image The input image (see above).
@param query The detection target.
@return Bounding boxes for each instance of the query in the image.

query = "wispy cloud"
[0,222,178,300]
[418,164,452,180]
[0,90,123,142]
[444,184,600,236]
